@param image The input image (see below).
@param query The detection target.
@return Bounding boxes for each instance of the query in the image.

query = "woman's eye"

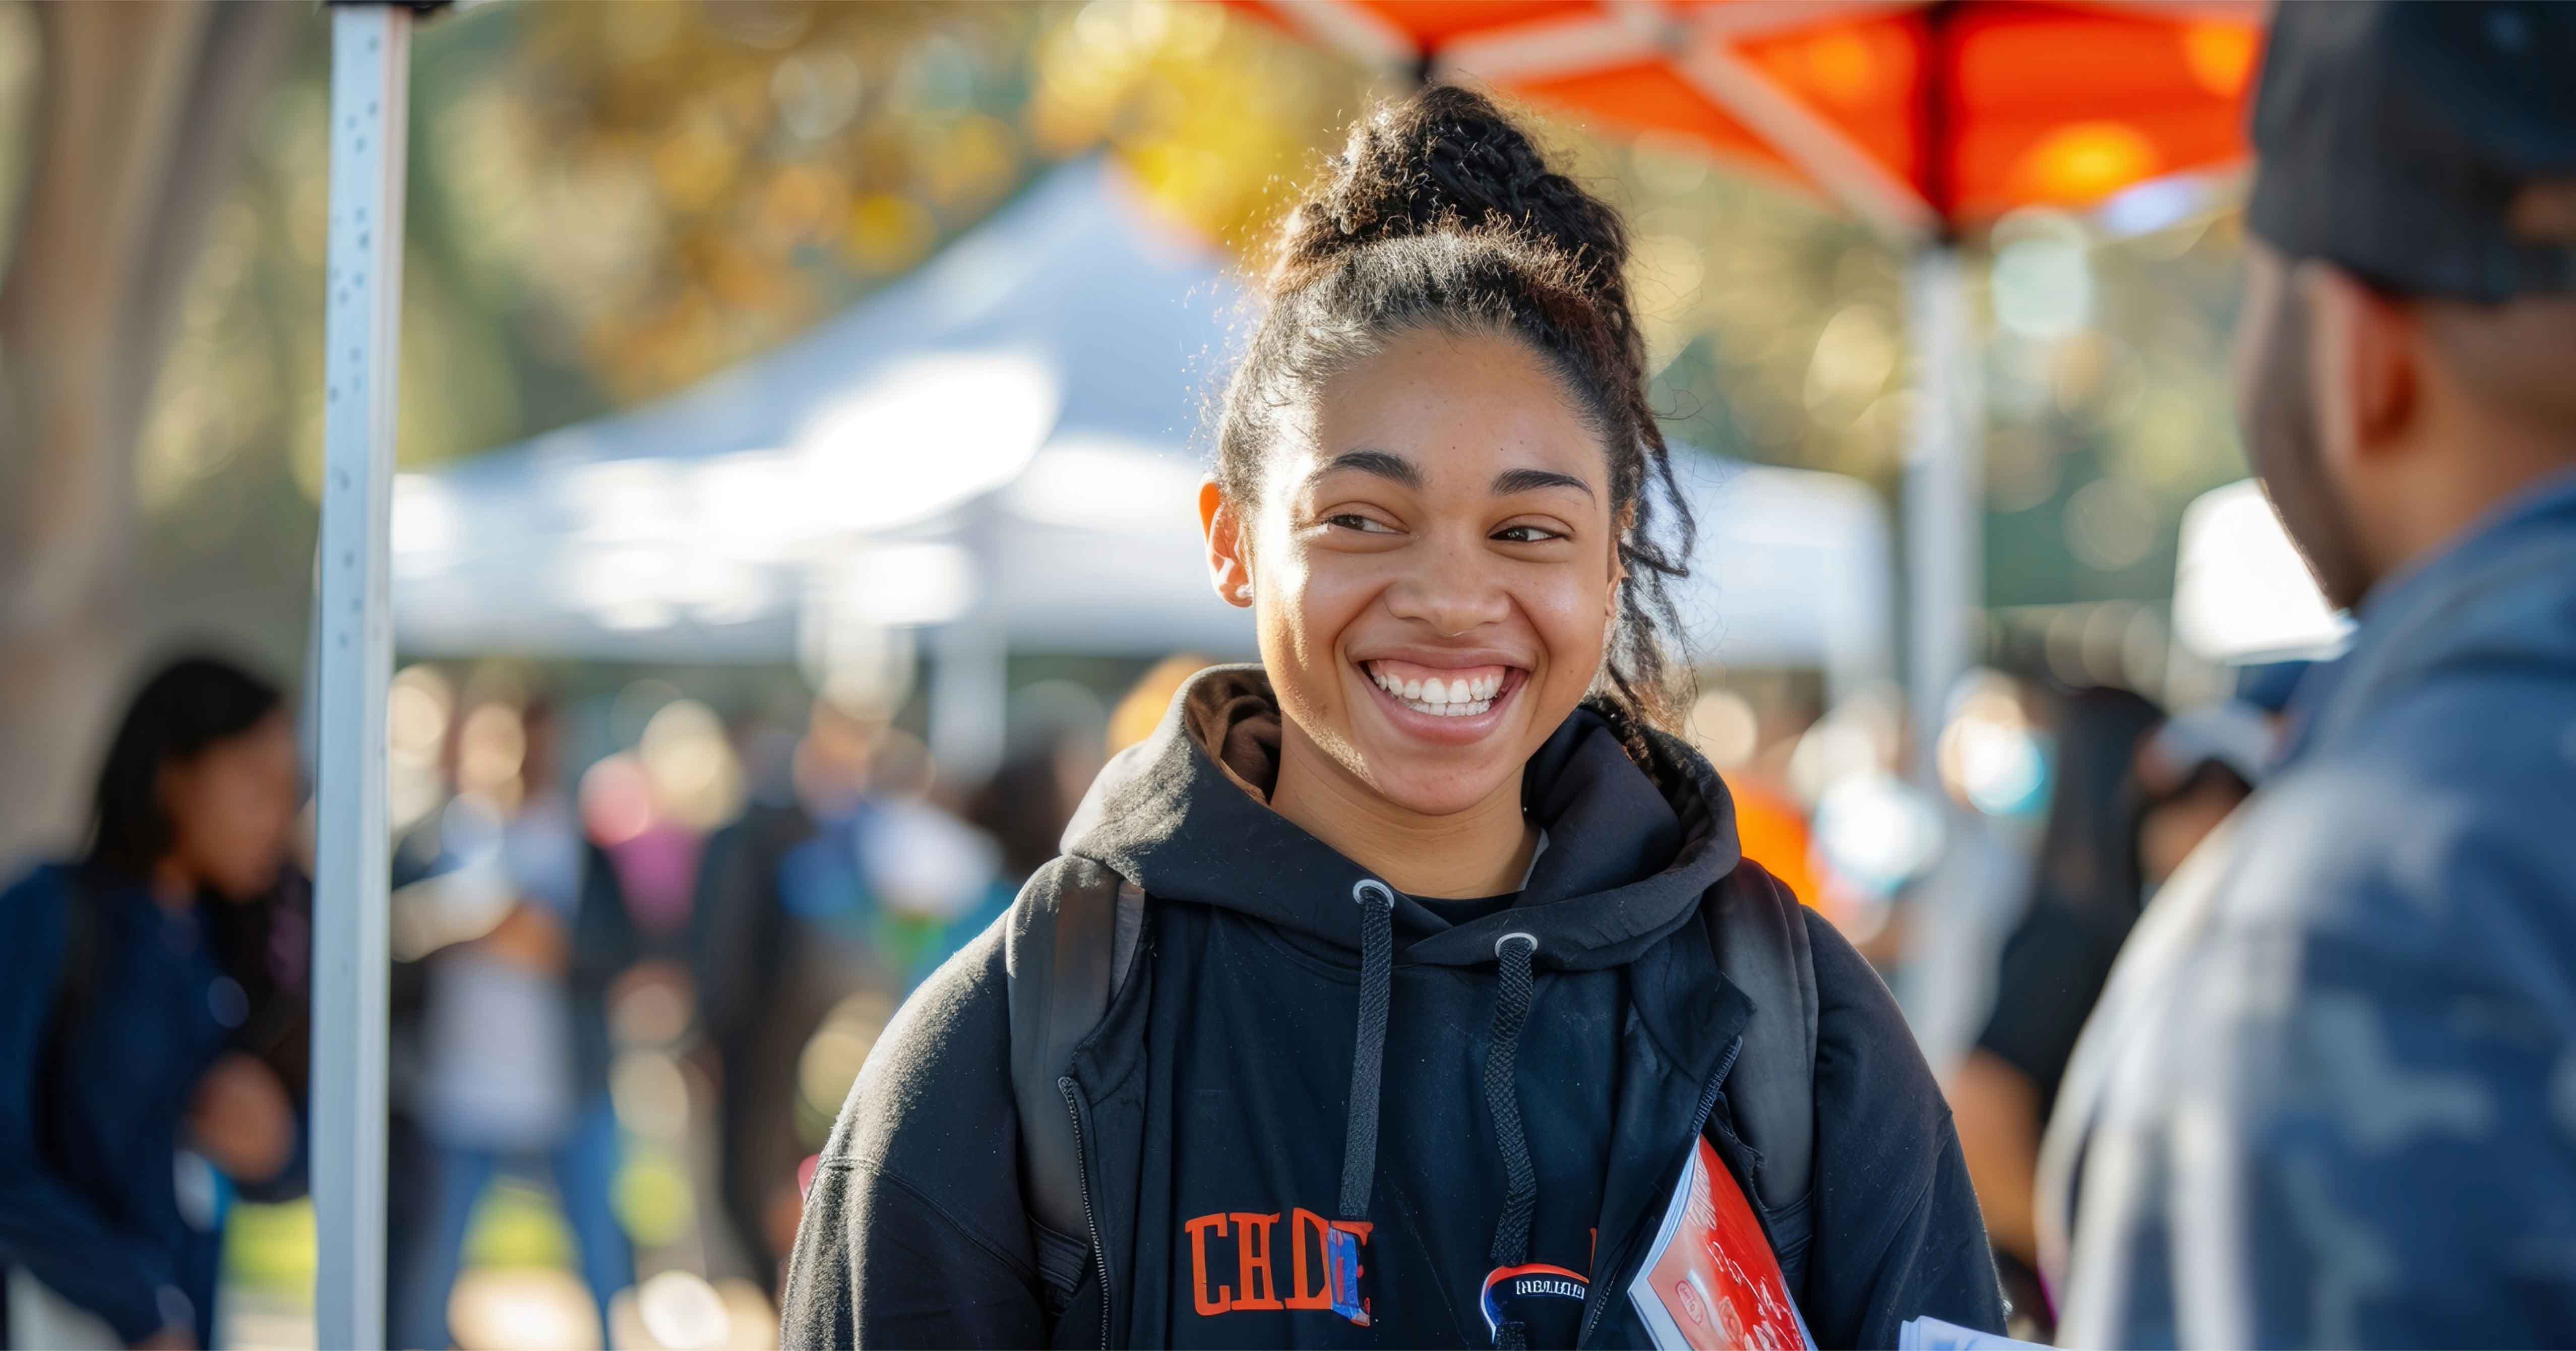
[1325,513,1396,534]
[1493,524,1567,544]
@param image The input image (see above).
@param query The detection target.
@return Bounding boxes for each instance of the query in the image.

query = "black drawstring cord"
[1335,890,1549,1348]
[1486,931,1540,1350]
[1338,878,1396,1219]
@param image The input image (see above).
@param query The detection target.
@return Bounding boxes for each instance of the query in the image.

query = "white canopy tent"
[397,158,1248,664]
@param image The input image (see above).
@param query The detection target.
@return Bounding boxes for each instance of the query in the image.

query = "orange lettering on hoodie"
[1286,1208,1334,1310]
[1186,1213,1234,1314]
[1229,1212,1283,1309]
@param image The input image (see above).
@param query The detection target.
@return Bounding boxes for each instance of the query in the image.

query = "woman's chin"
[1353,755,1520,821]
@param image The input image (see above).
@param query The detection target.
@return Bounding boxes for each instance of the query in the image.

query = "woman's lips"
[1355,658,1526,740]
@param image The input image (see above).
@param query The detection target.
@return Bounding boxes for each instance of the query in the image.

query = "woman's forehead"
[1283,330,1606,493]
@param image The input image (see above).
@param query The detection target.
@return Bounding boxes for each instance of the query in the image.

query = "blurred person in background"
[383,674,463,1351]
[963,681,1109,892]
[1894,672,2053,1059]
[786,86,2002,1349]
[394,699,635,1350]
[690,718,816,1292]
[838,727,1001,985]
[1944,686,2159,1331]
[1686,686,1824,910]
[1948,686,2291,1338]
[2045,5,2576,1342]
[692,697,1001,1292]
[2127,701,2270,894]
[0,655,310,1350]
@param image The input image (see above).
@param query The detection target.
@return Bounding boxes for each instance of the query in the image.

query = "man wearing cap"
[2039,3,2576,1344]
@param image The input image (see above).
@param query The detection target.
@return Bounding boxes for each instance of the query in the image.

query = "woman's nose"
[1384,536,1510,635]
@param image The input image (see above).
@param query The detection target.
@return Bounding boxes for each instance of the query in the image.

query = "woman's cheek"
[1273,544,1369,658]
[1520,573,1610,697]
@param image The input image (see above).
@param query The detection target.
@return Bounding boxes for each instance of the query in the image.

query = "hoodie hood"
[1061,664,1743,971]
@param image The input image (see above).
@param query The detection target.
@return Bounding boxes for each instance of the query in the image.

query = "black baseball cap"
[2247,1,2576,303]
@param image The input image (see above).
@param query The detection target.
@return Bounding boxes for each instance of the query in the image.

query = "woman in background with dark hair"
[0,654,309,1350]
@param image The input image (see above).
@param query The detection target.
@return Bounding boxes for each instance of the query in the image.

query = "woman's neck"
[1269,723,1538,899]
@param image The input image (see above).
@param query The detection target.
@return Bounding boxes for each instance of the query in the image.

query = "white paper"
[1897,1316,2051,1351]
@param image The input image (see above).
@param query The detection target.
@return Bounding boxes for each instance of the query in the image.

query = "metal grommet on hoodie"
[1494,931,1538,959]
[1352,878,1394,906]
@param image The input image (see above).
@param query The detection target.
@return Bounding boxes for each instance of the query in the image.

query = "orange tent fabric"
[1236,0,2264,237]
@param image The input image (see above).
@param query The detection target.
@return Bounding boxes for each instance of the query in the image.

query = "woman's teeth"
[1368,667,1504,717]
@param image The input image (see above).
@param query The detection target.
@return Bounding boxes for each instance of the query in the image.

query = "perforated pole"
[314,6,410,1343]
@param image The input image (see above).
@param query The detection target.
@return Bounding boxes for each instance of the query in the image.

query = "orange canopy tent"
[1238,0,2265,772]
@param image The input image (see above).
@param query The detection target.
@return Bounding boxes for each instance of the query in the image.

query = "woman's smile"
[1354,656,1528,740]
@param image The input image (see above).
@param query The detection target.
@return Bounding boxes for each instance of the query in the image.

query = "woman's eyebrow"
[1492,467,1595,499]
[1308,448,1423,489]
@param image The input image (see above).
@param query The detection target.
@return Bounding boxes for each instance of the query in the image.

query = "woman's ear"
[1607,502,1636,616]
[1200,479,1254,608]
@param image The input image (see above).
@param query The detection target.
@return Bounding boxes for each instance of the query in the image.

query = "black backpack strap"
[1003,856,1144,1306]
[1709,863,1819,1215]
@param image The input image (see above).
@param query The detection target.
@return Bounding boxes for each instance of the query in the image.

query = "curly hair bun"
[1276,84,1632,295]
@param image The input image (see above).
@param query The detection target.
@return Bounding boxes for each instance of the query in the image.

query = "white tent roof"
[397,157,1248,660]
[396,157,1892,683]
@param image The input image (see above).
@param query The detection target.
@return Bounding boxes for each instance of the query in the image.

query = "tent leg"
[1902,245,1982,787]
[314,7,410,1346]
[930,607,1008,788]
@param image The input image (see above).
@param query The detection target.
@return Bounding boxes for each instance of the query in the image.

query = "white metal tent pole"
[929,499,1009,785]
[315,6,411,1345]
[1902,247,1981,785]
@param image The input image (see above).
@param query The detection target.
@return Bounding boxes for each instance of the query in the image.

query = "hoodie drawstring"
[1339,887,1549,1349]
[1485,931,1541,1349]
[1338,879,1396,1219]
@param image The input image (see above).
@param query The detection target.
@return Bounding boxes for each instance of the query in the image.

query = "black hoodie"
[784,668,2002,1347]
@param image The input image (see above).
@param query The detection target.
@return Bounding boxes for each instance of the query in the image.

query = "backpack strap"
[1709,864,1818,1214]
[1003,856,1145,1303]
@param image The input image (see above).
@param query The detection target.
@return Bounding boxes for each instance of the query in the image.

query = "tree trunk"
[0,0,296,868]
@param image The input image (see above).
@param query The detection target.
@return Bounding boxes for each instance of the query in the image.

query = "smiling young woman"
[783,86,2006,1350]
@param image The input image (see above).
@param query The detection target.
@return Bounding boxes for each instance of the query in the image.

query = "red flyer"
[1628,1137,1814,1351]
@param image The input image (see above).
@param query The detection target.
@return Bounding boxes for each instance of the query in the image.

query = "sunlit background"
[0,1,2322,1346]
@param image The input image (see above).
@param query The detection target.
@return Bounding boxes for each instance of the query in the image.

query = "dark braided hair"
[1214,84,1697,734]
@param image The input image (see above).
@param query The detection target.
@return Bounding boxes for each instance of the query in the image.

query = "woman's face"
[162,713,302,900]
[1208,327,1623,817]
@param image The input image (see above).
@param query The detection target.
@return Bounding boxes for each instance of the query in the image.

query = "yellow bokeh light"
[843,193,937,275]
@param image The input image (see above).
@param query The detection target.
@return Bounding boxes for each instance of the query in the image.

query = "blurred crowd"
[1,645,1222,1349]
[0,633,2299,1350]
